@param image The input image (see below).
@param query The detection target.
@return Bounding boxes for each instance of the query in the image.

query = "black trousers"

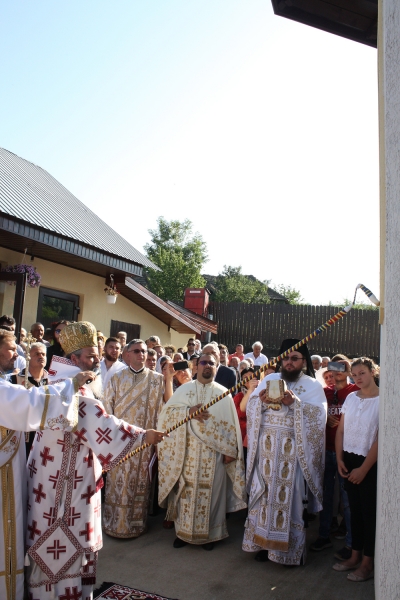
[344,451,377,557]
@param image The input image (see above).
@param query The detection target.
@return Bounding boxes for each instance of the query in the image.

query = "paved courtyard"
[96,510,375,600]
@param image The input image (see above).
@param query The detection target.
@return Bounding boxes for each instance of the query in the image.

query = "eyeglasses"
[129,349,146,354]
[199,360,216,367]
[282,356,304,362]
[187,343,195,347]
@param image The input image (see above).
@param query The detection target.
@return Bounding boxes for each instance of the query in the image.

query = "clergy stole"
[252,410,296,552]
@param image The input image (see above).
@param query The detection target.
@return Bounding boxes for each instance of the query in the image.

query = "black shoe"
[254,550,269,562]
[173,537,188,548]
[334,546,352,561]
[309,537,333,552]
[202,542,214,551]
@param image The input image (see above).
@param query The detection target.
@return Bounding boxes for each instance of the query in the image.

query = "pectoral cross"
[294,385,306,396]
[24,331,37,388]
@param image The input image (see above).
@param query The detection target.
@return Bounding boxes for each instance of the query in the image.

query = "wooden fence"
[209,302,380,361]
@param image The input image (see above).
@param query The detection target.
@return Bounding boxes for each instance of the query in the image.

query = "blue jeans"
[319,450,352,547]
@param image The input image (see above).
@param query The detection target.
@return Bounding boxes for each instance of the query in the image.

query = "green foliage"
[144,217,207,301]
[339,298,379,311]
[272,283,303,305]
[213,266,270,303]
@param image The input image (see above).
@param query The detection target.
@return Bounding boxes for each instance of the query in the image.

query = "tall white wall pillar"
[376,0,400,597]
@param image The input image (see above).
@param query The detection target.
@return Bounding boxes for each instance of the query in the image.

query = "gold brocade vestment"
[102,367,164,538]
[158,380,246,544]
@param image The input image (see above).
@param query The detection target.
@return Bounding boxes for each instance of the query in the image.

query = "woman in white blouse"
[333,357,379,582]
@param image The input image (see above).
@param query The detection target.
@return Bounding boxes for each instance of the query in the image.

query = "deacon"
[243,339,327,565]
[158,353,246,550]
[0,328,95,600]
[24,326,166,599]
[102,339,164,538]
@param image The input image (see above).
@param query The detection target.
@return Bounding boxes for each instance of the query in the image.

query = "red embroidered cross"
[98,453,113,468]
[33,483,46,503]
[40,446,55,467]
[83,449,93,468]
[36,431,43,441]
[73,470,83,489]
[82,555,95,573]
[78,401,87,418]
[27,520,41,540]
[95,427,112,444]
[47,539,67,560]
[59,586,82,600]
[93,499,101,517]
[79,521,94,542]
[73,428,88,444]
[28,459,37,478]
[57,438,66,452]
[119,423,134,441]
[94,404,107,418]
[81,485,94,505]
[43,507,57,526]
[67,506,81,526]
[49,470,60,489]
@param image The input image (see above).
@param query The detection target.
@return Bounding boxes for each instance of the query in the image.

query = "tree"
[272,283,304,305]
[212,266,270,303]
[144,217,207,301]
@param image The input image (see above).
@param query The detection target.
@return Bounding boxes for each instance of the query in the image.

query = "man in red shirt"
[310,354,358,560]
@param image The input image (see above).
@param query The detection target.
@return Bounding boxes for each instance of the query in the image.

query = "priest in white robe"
[158,353,246,550]
[243,339,327,565]
[0,327,93,600]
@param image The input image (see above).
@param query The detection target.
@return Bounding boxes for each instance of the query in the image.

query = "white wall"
[376,0,400,597]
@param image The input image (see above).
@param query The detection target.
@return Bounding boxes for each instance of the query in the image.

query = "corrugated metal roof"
[0,148,157,270]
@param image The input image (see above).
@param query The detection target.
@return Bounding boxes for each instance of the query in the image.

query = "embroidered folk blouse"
[341,391,379,457]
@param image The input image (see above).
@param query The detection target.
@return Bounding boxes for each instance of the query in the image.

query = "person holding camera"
[310,354,358,559]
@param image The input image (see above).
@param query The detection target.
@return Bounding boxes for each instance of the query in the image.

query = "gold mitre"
[59,321,98,356]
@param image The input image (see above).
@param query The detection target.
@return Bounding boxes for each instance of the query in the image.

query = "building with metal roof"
[0,148,216,340]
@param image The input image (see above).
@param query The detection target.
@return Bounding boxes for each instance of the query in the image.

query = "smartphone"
[173,360,189,371]
[327,362,346,372]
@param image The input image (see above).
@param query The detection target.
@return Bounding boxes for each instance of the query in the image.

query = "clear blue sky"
[0,0,379,305]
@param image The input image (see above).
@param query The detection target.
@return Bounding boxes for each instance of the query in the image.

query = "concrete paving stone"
[97,510,375,600]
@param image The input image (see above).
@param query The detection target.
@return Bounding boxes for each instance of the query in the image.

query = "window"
[37,287,80,329]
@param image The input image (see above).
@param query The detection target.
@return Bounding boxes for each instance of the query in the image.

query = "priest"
[102,339,164,539]
[158,353,246,551]
[0,327,94,600]
[243,339,327,565]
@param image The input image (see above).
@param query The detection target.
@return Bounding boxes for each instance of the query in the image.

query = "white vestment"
[26,396,145,600]
[158,380,246,544]
[0,376,80,600]
[100,358,127,391]
[243,373,326,565]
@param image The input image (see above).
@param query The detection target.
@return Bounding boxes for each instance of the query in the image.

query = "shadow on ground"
[97,510,375,600]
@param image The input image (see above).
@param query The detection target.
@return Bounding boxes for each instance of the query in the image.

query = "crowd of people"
[0,313,379,599]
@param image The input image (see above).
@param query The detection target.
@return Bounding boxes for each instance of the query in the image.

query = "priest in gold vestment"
[102,339,164,538]
[158,354,246,550]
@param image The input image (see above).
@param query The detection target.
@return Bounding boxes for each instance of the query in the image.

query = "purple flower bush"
[1,264,41,288]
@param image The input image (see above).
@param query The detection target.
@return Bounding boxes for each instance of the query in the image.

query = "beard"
[281,365,304,383]
[87,374,104,399]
